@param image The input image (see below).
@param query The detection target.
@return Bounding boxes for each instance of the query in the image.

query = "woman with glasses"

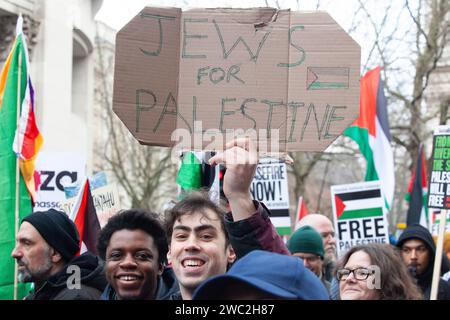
[335,244,422,300]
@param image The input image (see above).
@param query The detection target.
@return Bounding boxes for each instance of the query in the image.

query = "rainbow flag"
[0,15,42,299]
[11,17,43,203]
[344,66,394,208]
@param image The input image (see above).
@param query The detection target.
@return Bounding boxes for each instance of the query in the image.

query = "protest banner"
[428,125,450,210]
[430,210,450,236]
[427,125,450,300]
[64,171,108,199]
[113,7,361,152]
[250,158,290,235]
[331,181,389,257]
[33,152,86,211]
[59,183,121,228]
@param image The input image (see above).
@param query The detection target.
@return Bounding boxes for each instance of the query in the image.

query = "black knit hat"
[22,209,80,261]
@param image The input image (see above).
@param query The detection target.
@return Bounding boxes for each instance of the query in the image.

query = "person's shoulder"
[156,267,180,300]
[53,284,103,300]
[442,270,450,282]
[166,291,183,300]
[436,278,450,300]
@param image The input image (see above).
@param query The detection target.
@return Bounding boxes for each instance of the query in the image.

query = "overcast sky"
[95,0,413,75]
[95,0,359,32]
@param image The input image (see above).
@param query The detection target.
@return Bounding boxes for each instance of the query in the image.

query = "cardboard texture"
[113,7,361,151]
[59,184,122,228]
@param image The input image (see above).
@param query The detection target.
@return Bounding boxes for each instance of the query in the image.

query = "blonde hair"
[432,232,450,254]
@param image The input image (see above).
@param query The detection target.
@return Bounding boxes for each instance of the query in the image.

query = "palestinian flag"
[344,66,395,208]
[334,189,384,221]
[69,179,101,255]
[176,152,202,191]
[405,144,428,228]
[176,152,219,202]
[430,211,450,235]
[293,196,309,230]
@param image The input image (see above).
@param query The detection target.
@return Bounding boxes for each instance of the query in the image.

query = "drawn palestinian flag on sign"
[334,189,384,220]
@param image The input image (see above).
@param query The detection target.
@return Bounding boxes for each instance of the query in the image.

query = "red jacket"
[225,201,290,259]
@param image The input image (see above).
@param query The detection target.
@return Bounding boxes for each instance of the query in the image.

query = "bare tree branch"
[406,0,431,50]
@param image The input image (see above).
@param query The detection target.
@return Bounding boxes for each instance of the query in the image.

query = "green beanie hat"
[287,226,324,258]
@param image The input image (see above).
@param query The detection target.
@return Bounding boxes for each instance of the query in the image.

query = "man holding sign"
[165,137,290,300]
[110,5,361,301]
[113,7,360,153]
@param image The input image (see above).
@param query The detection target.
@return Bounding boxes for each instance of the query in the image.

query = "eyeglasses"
[336,267,374,281]
[297,255,321,263]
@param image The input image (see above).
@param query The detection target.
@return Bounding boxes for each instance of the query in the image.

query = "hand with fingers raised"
[209,138,258,221]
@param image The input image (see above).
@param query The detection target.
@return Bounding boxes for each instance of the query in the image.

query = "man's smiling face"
[168,210,235,297]
[105,229,163,300]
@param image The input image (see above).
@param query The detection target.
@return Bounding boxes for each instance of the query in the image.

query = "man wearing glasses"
[296,214,338,298]
[296,214,337,281]
[287,226,330,295]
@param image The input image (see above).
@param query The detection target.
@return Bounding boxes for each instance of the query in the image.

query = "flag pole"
[430,209,447,300]
[13,48,23,301]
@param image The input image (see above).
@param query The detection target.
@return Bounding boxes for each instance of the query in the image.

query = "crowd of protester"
[11,138,450,300]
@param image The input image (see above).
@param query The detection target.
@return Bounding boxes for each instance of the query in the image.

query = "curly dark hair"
[165,191,229,246]
[335,243,423,300]
[97,209,168,265]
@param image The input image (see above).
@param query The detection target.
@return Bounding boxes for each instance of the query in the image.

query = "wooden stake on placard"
[430,209,447,300]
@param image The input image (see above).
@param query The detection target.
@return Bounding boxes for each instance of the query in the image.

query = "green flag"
[176,152,202,191]
[0,22,33,299]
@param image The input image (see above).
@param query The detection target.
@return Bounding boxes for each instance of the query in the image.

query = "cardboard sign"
[113,7,361,152]
[250,159,290,234]
[331,181,389,257]
[64,171,108,199]
[59,184,122,228]
[428,125,450,209]
[33,152,86,211]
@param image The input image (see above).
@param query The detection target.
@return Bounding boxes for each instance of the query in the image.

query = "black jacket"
[25,253,107,300]
[156,267,179,299]
[397,224,450,300]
